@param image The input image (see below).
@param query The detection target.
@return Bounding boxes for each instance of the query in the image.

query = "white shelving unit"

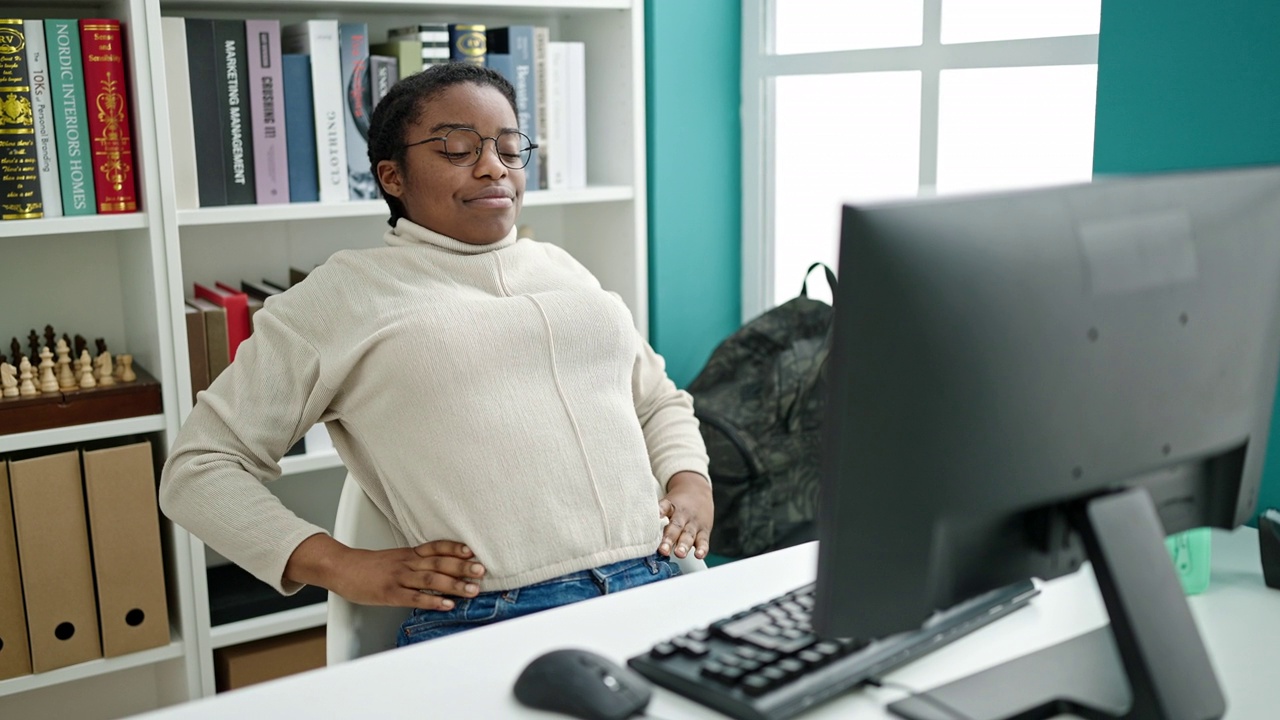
[1,1,647,716]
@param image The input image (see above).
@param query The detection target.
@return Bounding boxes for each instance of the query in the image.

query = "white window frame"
[742,0,1099,320]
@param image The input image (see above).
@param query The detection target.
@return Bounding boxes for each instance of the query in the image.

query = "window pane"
[773,72,921,306]
[941,0,1101,44]
[774,0,922,54]
[936,65,1097,196]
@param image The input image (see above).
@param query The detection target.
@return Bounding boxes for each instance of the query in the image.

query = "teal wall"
[1093,0,1280,518]
[645,1,742,388]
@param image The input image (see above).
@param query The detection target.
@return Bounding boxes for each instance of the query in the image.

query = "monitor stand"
[889,487,1226,720]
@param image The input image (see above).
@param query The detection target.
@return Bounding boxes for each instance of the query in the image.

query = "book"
[338,22,374,199]
[545,42,569,191]
[566,42,586,189]
[212,20,255,205]
[486,26,538,189]
[245,20,289,204]
[280,54,318,203]
[388,24,450,44]
[369,41,421,79]
[79,19,138,213]
[186,297,230,382]
[25,20,62,218]
[486,53,514,89]
[161,17,199,209]
[369,55,398,111]
[448,24,486,66]
[240,278,283,302]
[183,19,227,207]
[532,27,549,190]
[194,282,249,362]
[183,302,210,403]
[0,19,44,220]
[44,19,96,215]
[282,21,349,203]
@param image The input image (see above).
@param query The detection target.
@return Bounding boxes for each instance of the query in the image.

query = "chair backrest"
[326,474,709,664]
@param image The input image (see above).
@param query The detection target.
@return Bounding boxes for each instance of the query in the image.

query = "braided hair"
[368,63,520,227]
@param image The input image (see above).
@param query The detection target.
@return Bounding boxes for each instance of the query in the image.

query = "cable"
[864,677,975,720]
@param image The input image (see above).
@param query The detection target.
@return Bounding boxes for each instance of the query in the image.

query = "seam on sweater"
[523,292,613,546]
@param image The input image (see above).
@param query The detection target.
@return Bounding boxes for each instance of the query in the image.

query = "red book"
[194,283,250,361]
[79,19,139,214]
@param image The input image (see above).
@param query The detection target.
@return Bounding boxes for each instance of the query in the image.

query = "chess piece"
[78,350,96,389]
[18,357,38,396]
[10,337,20,367]
[118,354,136,382]
[74,334,87,360]
[95,338,107,356]
[39,346,59,393]
[27,330,40,365]
[96,351,115,386]
[1,362,17,397]
[43,325,56,352]
[56,339,76,391]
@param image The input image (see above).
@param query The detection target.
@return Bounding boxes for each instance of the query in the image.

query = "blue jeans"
[397,553,681,647]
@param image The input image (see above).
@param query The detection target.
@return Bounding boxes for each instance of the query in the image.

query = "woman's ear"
[377,160,405,199]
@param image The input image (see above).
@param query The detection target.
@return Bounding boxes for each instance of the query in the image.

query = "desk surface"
[137,528,1278,719]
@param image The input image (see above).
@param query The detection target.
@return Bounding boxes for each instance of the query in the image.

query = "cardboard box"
[8,450,102,672]
[82,441,172,657]
[0,460,32,680]
[214,626,326,692]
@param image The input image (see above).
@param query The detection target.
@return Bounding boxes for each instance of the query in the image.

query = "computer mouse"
[513,648,653,720]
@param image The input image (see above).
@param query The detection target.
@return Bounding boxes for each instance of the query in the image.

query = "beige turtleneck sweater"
[160,220,709,595]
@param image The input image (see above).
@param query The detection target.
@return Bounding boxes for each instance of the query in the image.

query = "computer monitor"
[813,165,1280,720]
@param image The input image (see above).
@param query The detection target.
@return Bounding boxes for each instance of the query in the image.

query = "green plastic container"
[1165,527,1212,595]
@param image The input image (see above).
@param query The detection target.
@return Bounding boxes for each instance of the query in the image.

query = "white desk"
[136,528,1278,719]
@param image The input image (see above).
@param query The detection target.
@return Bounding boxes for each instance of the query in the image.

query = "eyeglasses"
[405,128,538,170]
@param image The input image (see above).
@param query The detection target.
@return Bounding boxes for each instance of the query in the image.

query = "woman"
[160,63,713,646]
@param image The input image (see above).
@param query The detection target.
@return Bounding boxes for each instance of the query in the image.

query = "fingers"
[672,524,698,559]
[693,528,711,560]
[413,539,474,559]
[410,555,486,581]
[658,498,675,519]
[658,517,684,556]
[400,588,459,611]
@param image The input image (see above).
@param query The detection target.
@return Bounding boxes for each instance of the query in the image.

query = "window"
[743,0,1100,311]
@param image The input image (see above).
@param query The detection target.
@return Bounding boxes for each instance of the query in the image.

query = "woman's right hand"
[286,535,486,610]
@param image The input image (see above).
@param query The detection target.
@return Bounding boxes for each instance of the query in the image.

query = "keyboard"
[628,579,1039,720]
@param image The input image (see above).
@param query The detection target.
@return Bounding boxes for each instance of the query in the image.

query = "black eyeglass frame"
[404,128,539,170]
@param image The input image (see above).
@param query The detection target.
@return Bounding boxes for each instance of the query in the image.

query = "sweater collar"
[384,218,518,255]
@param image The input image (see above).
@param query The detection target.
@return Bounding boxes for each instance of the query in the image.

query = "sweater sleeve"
[631,334,711,492]
[160,308,341,595]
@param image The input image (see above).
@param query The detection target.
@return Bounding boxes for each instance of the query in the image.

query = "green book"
[44,19,97,215]
[370,40,423,78]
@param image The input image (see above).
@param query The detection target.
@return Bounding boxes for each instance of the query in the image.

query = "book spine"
[212,20,255,205]
[545,42,569,191]
[0,19,44,220]
[161,17,199,210]
[281,54,318,203]
[44,19,95,215]
[79,19,138,213]
[368,55,397,110]
[245,19,288,204]
[282,21,348,203]
[489,27,538,191]
[338,22,374,200]
[369,41,421,78]
[25,20,62,218]
[567,42,586,190]
[532,27,549,191]
[183,19,227,207]
[449,24,486,66]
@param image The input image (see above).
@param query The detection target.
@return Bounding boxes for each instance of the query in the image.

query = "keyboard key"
[712,612,773,640]
[740,674,772,697]
[650,642,677,659]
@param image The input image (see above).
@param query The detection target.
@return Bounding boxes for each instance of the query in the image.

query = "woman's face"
[377,83,525,245]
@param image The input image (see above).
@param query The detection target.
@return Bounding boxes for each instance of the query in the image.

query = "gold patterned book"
[0,19,43,220]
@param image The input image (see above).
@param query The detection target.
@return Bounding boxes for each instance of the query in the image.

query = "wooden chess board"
[0,363,163,436]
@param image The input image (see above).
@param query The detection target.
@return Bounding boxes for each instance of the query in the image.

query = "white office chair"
[326,474,709,664]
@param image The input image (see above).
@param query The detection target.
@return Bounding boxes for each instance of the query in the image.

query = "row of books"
[164,18,588,210]
[1,441,170,680]
[0,19,139,222]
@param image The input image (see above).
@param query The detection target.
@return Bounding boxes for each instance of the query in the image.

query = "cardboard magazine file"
[81,441,172,656]
[214,626,326,692]
[7,449,102,672]
[0,460,33,680]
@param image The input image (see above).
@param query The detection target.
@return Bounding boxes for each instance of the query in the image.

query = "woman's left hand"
[658,471,714,560]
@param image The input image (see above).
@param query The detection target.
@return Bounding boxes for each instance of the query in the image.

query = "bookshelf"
[0,0,648,716]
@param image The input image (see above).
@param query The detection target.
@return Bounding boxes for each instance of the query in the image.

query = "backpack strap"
[694,408,767,481]
[799,262,837,298]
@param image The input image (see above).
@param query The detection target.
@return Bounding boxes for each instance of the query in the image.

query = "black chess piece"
[62,333,71,352]
[43,325,56,350]
[27,330,40,364]
[74,334,87,359]
[95,338,107,356]
[9,337,20,367]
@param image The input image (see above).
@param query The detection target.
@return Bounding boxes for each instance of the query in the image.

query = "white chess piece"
[56,339,76,391]
[78,350,96,389]
[118,354,137,382]
[18,356,38,396]
[1,362,17,397]
[39,346,59,393]
[97,351,116,386]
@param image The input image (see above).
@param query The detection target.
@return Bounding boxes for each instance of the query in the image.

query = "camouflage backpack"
[689,263,835,558]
